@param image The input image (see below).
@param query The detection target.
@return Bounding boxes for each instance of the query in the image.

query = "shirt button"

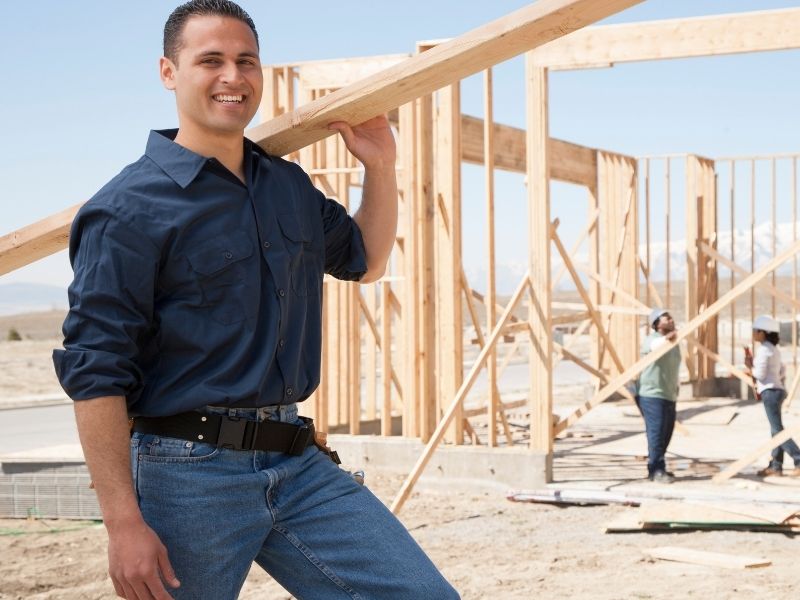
[279,289,286,297]
[279,339,285,348]
[224,251,233,259]
[263,241,271,249]
[286,387,294,396]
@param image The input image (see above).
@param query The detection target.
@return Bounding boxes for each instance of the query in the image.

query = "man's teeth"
[214,95,243,103]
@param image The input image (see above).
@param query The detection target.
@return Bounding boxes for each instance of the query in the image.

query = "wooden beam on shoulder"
[530,8,800,70]
[1,1,641,276]
[248,0,643,155]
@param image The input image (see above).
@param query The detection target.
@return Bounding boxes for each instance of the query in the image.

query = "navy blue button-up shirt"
[53,129,366,416]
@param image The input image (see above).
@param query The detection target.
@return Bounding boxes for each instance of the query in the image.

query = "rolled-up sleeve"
[53,206,159,401]
[318,191,367,282]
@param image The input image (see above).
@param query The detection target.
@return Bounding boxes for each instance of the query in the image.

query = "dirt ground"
[2,472,799,600]
[2,312,799,599]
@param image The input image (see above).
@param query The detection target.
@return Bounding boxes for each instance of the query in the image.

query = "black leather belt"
[133,411,316,456]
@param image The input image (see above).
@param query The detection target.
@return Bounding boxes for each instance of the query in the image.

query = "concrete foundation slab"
[328,435,549,491]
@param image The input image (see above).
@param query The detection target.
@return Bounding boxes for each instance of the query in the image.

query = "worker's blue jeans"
[130,404,459,600]
[761,388,800,471]
[637,396,676,476]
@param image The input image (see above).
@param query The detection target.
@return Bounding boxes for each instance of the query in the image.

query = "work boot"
[789,467,800,478]
[651,470,674,484]
[756,466,783,477]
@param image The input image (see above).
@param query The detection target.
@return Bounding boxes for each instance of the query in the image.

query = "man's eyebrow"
[196,50,260,59]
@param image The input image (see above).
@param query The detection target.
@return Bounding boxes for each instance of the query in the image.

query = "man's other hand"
[108,518,180,599]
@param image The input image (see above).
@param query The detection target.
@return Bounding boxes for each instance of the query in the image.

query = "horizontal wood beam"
[461,115,597,185]
[530,8,800,70]
[554,238,800,436]
[248,0,643,156]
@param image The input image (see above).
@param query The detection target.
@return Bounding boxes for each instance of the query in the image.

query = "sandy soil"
[2,312,799,599]
[2,471,799,600]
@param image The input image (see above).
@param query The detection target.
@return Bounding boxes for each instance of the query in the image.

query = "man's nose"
[220,62,244,85]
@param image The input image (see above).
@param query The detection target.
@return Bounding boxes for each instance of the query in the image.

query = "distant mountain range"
[467,220,799,294]
[3,221,797,312]
[0,283,68,316]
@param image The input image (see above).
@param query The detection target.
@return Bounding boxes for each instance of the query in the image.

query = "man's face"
[160,15,263,138]
[656,313,675,334]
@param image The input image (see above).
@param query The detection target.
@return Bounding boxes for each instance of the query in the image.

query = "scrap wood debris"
[643,546,771,569]
[604,500,800,533]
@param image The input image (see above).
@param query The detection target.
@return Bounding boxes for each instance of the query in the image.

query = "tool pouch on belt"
[314,431,341,465]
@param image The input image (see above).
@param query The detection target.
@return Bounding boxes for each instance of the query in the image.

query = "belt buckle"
[288,422,313,456]
[217,416,255,450]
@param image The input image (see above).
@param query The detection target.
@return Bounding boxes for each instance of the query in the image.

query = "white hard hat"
[753,314,779,333]
[649,308,670,327]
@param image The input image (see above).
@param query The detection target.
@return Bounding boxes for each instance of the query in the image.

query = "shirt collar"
[145,129,209,189]
[145,130,272,189]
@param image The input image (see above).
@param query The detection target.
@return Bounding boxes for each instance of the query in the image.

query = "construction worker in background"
[52,1,459,598]
[745,315,800,477]
[637,308,681,484]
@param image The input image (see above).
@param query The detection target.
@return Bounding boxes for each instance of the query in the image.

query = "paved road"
[0,404,79,456]
[0,360,592,458]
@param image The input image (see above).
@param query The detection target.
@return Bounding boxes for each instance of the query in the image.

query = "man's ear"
[160,56,177,91]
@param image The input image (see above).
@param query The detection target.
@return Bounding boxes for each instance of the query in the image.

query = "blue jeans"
[637,396,676,476]
[761,388,800,471]
[130,404,459,600]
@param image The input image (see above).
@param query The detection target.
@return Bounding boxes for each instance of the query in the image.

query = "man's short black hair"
[164,0,259,62]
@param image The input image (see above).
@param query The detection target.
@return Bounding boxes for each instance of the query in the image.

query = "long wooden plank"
[484,67,500,447]
[1,1,641,275]
[554,238,800,436]
[698,240,800,312]
[248,0,643,155]
[390,272,531,514]
[551,223,627,374]
[530,8,800,70]
[552,208,599,291]
[785,367,800,410]
[0,203,81,276]
[527,61,553,462]
[638,501,798,526]
[643,546,771,570]
[693,342,756,393]
[713,424,800,483]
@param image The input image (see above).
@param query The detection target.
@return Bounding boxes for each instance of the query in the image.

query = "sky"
[1,0,799,292]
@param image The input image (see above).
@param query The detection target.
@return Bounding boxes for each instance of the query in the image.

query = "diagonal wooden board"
[0,0,643,278]
[712,423,800,483]
[249,0,644,156]
[643,546,770,570]
[554,238,800,436]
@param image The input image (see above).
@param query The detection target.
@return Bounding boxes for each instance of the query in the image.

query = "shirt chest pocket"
[187,235,257,324]
[277,211,321,297]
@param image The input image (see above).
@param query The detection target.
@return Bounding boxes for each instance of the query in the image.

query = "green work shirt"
[637,332,681,402]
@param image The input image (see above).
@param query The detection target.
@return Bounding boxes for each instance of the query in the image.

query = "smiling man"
[53,1,458,599]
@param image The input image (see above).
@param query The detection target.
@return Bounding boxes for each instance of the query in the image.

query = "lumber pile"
[604,500,800,533]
